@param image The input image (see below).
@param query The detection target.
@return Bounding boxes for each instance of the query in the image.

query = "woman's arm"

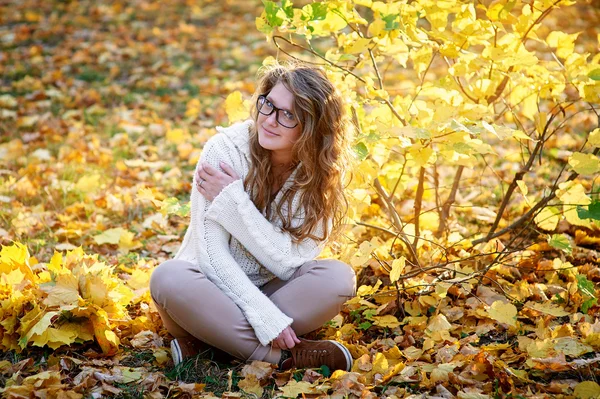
[204,179,326,281]
[185,137,292,345]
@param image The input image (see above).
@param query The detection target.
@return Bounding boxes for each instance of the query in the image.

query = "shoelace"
[294,348,332,368]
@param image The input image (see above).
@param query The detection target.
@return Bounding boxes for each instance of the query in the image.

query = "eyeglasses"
[257,95,299,129]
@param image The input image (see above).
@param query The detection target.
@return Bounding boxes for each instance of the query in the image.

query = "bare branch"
[373,179,420,267]
[436,165,464,237]
[413,167,426,248]
[272,35,366,83]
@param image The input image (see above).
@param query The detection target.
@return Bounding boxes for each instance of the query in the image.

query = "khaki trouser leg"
[149,258,356,364]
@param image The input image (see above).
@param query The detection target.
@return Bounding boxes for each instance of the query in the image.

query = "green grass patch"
[77,69,107,83]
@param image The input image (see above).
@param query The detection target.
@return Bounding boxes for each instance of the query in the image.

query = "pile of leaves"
[1,0,600,398]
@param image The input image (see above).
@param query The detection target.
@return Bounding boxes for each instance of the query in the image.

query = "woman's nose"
[266,111,278,126]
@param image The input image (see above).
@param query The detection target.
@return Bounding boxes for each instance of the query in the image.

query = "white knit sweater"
[174,120,326,345]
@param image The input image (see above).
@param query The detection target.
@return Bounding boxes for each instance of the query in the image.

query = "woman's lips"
[262,126,280,136]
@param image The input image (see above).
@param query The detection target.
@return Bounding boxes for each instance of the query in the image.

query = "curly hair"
[244,62,352,243]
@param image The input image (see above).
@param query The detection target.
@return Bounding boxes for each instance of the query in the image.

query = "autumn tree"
[255,0,600,306]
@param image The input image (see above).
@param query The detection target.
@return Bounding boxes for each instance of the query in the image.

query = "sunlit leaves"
[534,206,560,231]
[0,243,147,354]
[225,91,250,123]
[389,256,405,283]
[546,31,579,59]
[589,69,600,81]
[568,152,600,175]
[588,128,600,147]
[547,234,572,255]
[487,301,518,327]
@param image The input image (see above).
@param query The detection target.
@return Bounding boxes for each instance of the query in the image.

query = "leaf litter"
[1,0,600,398]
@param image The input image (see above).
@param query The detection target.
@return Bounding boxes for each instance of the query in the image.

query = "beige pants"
[149,258,356,364]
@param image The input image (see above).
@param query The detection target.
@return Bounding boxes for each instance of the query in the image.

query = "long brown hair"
[245,62,352,243]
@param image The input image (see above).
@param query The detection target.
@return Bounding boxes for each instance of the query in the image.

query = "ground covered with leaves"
[1,0,600,398]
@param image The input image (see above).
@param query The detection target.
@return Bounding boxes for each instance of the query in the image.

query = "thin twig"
[272,35,366,83]
[373,179,420,267]
[436,165,464,237]
[413,167,426,248]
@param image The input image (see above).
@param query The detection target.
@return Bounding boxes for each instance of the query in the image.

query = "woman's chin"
[258,134,278,151]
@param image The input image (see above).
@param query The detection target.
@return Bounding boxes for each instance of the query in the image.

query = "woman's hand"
[272,326,301,350]
[196,161,240,201]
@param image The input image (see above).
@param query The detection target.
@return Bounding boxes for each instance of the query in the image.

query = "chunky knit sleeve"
[185,137,293,345]
[205,180,325,281]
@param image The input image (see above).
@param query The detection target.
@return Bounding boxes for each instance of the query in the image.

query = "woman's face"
[256,82,302,164]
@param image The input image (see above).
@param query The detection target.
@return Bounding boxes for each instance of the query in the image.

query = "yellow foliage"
[0,243,149,354]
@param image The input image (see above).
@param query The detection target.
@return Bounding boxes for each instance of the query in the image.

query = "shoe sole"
[326,340,353,371]
[170,339,182,366]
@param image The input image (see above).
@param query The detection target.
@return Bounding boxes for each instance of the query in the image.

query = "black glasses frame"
[256,95,299,129]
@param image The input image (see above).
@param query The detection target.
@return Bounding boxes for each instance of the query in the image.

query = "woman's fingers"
[220,162,239,179]
[202,162,218,176]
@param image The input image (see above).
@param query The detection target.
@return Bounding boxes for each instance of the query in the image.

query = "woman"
[149,62,356,371]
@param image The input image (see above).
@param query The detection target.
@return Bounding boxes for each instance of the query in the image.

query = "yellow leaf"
[554,337,593,357]
[409,146,436,167]
[431,363,458,383]
[127,269,151,290]
[185,98,201,118]
[371,352,389,375]
[241,361,274,381]
[279,380,315,397]
[487,301,517,327]
[166,128,187,144]
[225,91,249,123]
[17,115,39,128]
[42,273,80,308]
[357,279,382,297]
[118,230,141,254]
[512,129,533,141]
[368,19,385,37]
[568,152,600,175]
[121,368,143,383]
[31,326,78,349]
[92,315,119,355]
[0,242,36,282]
[557,181,591,206]
[310,11,347,35]
[516,180,527,196]
[389,257,405,283]
[2,269,25,286]
[75,174,101,193]
[153,348,169,365]
[23,311,59,345]
[93,227,125,245]
[427,314,452,332]
[525,301,571,317]
[589,128,600,147]
[373,315,401,329]
[574,381,600,399]
[346,37,371,54]
[238,374,263,397]
[547,31,579,59]
[534,206,561,231]
[419,212,439,232]
[48,251,63,274]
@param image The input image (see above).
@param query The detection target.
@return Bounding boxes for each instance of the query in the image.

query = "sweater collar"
[216,119,301,190]
[216,119,253,161]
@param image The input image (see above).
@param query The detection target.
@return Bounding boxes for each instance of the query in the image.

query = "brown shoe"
[280,339,353,371]
[170,336,207,366]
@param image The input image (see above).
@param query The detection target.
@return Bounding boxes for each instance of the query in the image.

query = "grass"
[120,349,156,368]
[165,353,242,395]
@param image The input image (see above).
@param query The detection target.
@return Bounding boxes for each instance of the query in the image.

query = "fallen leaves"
[1,0,600,398]
[0,242,154,355]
